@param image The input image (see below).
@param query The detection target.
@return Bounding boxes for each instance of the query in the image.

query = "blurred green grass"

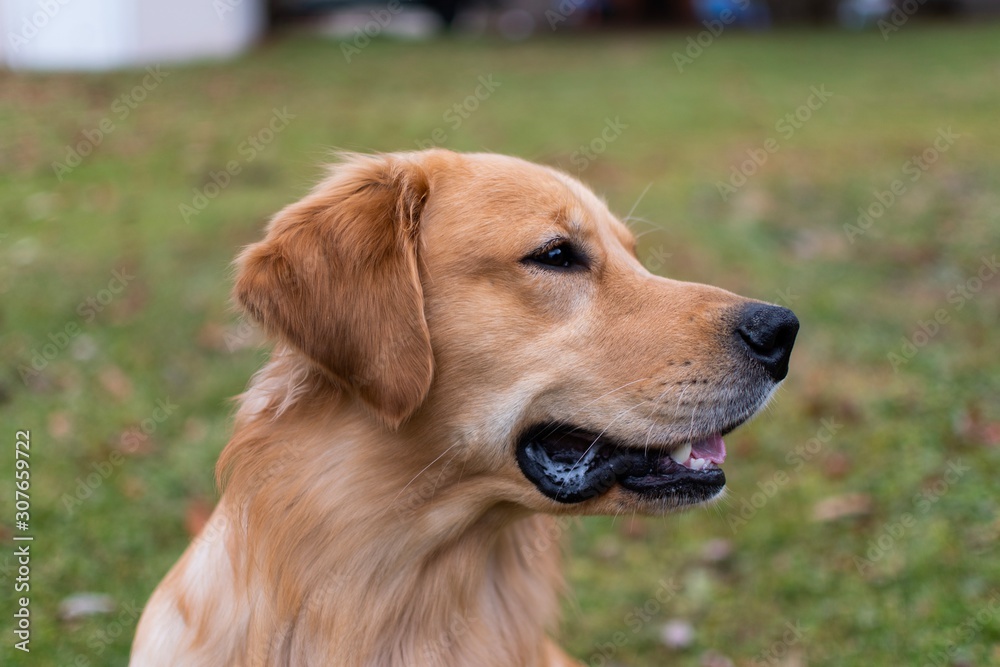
[1,24,999,666]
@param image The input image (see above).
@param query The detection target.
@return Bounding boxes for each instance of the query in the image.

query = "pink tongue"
[692,434,726,464]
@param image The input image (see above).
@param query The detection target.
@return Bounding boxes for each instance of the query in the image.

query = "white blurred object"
[58,593,116,621]
[660,619,696,650]
[0,0,264,71]
[316,4,443,40]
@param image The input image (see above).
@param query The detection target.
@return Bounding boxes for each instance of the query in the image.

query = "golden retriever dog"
[131,150,798,666]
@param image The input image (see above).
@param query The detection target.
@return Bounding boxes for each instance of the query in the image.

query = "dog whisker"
[538,378,652,440]
[571,400,650,469]
[642,382,678,453]
[389,441,464,511]
[135,150,798,666]
[429,445,466,497]
[687,398,700,444]
[622,181,653,230]
[550,400,653,501]
[632,226,664,241]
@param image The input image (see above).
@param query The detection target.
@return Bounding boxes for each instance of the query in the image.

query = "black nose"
[734,303,799,382]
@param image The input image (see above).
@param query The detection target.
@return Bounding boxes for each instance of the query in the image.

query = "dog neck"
[217,357,565,666]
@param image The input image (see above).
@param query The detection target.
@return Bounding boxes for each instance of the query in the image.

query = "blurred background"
[1,1,999,665]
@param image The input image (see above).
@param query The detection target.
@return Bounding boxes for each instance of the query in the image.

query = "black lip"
[516,423,726,504]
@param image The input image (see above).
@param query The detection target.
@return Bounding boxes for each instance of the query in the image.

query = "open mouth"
[516,423,730,505]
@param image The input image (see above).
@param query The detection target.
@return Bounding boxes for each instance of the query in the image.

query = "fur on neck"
[215,352,565,667]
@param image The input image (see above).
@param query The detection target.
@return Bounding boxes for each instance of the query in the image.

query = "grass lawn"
[1,22,999,666]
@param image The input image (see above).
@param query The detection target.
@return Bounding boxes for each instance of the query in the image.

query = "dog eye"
[526,242,586,270]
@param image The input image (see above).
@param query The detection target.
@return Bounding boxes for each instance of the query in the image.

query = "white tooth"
[690,458,707,471]
[670,442,692,464]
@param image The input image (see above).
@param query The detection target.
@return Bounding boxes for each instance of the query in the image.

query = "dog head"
[234,150,798,516]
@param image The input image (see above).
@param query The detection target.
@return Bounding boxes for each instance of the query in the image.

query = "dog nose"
[734,303,799,382]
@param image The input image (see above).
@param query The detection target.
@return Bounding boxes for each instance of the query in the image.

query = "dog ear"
[234,153,433,428]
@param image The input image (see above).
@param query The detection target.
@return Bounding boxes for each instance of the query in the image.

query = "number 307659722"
[15,430,30,523]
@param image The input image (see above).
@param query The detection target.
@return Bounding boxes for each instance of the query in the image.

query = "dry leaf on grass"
[812,493,872,522]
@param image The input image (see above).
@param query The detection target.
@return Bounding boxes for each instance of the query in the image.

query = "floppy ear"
[234,153,433,428]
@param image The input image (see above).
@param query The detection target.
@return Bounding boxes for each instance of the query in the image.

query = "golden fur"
[131,150,782,666]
